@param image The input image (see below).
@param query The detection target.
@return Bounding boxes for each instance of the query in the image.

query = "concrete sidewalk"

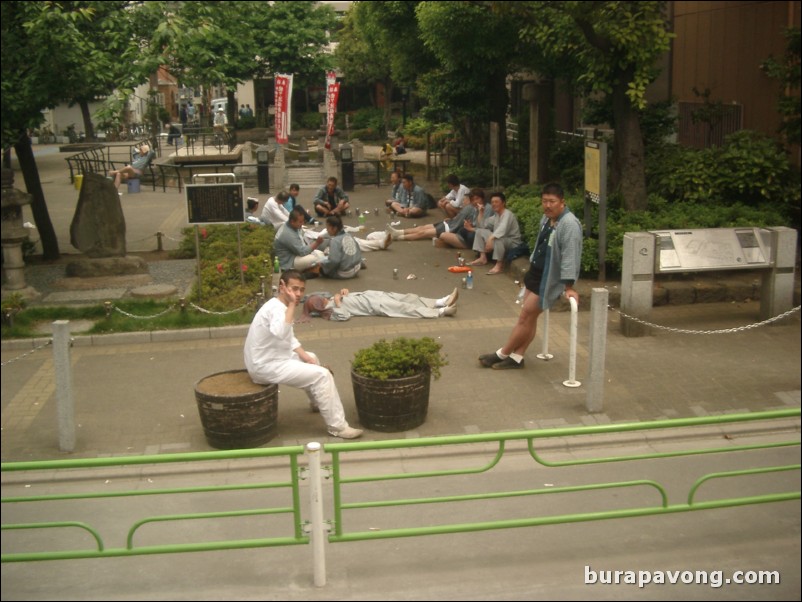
[1,144,800,601]
[2,144,800,462]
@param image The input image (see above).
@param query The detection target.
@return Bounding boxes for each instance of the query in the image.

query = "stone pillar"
[760,226,798,321]
[620,232,655,337]
[273,144,287,191]
[1,168,39,300]
[351,139,364,161]
[323,148,339,182]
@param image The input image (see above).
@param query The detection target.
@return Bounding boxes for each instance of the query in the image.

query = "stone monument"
[67,172,147,277]
[1,168,40,301]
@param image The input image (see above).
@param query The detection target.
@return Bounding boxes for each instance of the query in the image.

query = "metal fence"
[3,408,798,583]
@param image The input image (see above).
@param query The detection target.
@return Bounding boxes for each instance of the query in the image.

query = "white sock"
[435,295,449,308]
[509,353,524,363]
[496,348,509,360]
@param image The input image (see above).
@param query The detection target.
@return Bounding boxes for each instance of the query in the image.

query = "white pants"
[293,250,326,271]
[303,229,388,252]
[249,351,347,431]
[356,231,389,251]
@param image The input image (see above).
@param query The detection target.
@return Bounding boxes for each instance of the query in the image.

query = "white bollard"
[306,442,327,587]
[562,297,581,388]
[536,310,553,360]
[52,320,75,452]
[586,288,609,412]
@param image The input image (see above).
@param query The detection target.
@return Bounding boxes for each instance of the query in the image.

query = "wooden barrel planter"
[351,369,430,432]
[194,369,278,449]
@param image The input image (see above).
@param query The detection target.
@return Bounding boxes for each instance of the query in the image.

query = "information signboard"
[186,183,245,224]
[650,228,771,272]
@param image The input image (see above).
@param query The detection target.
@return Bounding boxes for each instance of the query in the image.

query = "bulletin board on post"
[584,139,608,281]
[185,180,246,304]
[185,182,245,224]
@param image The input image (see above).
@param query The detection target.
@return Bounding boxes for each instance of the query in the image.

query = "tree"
[336,1,434,132]
[2,1,165,259]
[761,26,801,149]
[511,1,673,211]
[166,1,336,127]
[415,2,524,163]
[335,3,395,127]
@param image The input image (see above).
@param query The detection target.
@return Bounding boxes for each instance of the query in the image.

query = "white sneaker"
[328,425,364,439]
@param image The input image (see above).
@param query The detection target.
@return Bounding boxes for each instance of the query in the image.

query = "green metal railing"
[1,446,307,563]
[325,409,800,543]
[1,409,799,569]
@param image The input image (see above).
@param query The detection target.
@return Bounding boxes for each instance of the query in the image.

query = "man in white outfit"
[244,269,364,439]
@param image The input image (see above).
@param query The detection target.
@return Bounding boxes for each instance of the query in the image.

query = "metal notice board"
[650,228,771,273]
[186,183,245,224]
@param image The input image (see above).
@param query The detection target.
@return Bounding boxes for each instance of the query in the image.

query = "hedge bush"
[172,224,275,310]
[504,187,788,278]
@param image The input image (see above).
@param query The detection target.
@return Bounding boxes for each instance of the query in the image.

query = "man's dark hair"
[290,183,300,191]
[490,191,506,203]
[247,198,259,211]
[280,269,305,285]
[542,182,564,199]
[325,214,344,232]
[403,174,414,184]
[327,176,338,185]
[470,188,485,200]
[446,174,460,186]
[290,207,307,221]
[275,191,289,203]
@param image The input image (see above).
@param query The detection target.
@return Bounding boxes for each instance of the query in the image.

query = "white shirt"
[447,184,471,208]
[244,297,300,372]
[260,197,290,228]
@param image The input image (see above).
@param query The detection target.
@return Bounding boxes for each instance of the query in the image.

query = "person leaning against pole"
[478,182,583,370]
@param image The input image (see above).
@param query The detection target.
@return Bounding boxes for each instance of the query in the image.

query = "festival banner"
[274,73,293,144]
[324,72,339,150]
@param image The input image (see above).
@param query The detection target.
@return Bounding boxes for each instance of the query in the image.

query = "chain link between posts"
[610,305,800,335]
[1,339,53,367]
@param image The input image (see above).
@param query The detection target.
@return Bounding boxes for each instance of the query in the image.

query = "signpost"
[186,182,245,224]
[584,140,608,281]
[186,176,246,301]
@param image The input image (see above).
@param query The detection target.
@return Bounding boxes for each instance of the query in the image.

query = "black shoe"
[478,352,503,368]
[491,357,524,370]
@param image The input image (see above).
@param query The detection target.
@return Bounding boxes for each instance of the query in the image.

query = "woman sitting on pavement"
[299,287,459,322]
[469,191,522,275]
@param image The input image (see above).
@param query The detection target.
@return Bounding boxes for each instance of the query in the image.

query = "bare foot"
[468,258,487,266]
[487,267,504,275]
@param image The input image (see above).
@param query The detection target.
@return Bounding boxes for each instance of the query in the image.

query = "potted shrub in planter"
[350,337,447,432]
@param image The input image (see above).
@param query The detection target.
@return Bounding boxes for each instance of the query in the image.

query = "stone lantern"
[1,167,40,300]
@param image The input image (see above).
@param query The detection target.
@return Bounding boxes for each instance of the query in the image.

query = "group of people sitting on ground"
[245,179,392,281]
[243,178,583,440]
[385,173,523,275]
